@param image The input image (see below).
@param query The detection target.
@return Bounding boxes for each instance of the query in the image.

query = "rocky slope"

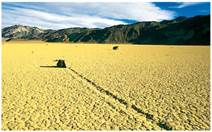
[2,15,210,45]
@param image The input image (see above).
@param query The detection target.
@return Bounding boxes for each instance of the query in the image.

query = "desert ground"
[2,41,210,130]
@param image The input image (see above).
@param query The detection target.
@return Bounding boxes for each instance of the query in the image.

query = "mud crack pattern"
[2,41,210,130]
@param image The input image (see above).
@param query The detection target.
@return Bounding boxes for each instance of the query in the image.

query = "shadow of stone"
[40,60,66,68]
[40,66,65,68]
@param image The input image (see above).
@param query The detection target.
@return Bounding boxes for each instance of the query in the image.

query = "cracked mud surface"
[2,41,210,130]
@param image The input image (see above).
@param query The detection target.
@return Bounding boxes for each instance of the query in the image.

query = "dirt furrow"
[68,67,172,130]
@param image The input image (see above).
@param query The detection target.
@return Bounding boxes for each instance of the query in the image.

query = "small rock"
[57,60,66,68]
[113,46,119,50]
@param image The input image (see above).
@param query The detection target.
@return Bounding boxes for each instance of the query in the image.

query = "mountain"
[2,25,45,40]
[2,15,210,45]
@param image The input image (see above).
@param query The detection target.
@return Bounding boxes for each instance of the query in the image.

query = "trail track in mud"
[2,41,210,130]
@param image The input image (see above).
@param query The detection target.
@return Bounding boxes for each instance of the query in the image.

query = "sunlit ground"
[2,41,210,130]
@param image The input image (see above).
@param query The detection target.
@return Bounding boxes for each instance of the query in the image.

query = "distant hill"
[2,15,210,45]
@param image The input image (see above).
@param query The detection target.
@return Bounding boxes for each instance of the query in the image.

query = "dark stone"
[113,46,119,50]
[6,38,12,42]
[57,60,66,68]
[157,122,173,130]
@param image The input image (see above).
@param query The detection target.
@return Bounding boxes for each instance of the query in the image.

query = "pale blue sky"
[2,2,210,29]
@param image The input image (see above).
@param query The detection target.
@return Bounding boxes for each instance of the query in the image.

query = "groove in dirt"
[131,105,154,120]
[68,67,172,130]
[69,68,128,106]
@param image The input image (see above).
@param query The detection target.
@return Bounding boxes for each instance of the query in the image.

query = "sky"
[2,2,210,29]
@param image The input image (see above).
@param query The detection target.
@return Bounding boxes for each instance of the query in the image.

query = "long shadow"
[40,66,65,68]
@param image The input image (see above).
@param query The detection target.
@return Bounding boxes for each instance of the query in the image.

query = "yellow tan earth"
[2,41,210,130]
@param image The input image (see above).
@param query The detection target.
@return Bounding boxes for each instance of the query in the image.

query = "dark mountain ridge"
[2,15,210,45]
